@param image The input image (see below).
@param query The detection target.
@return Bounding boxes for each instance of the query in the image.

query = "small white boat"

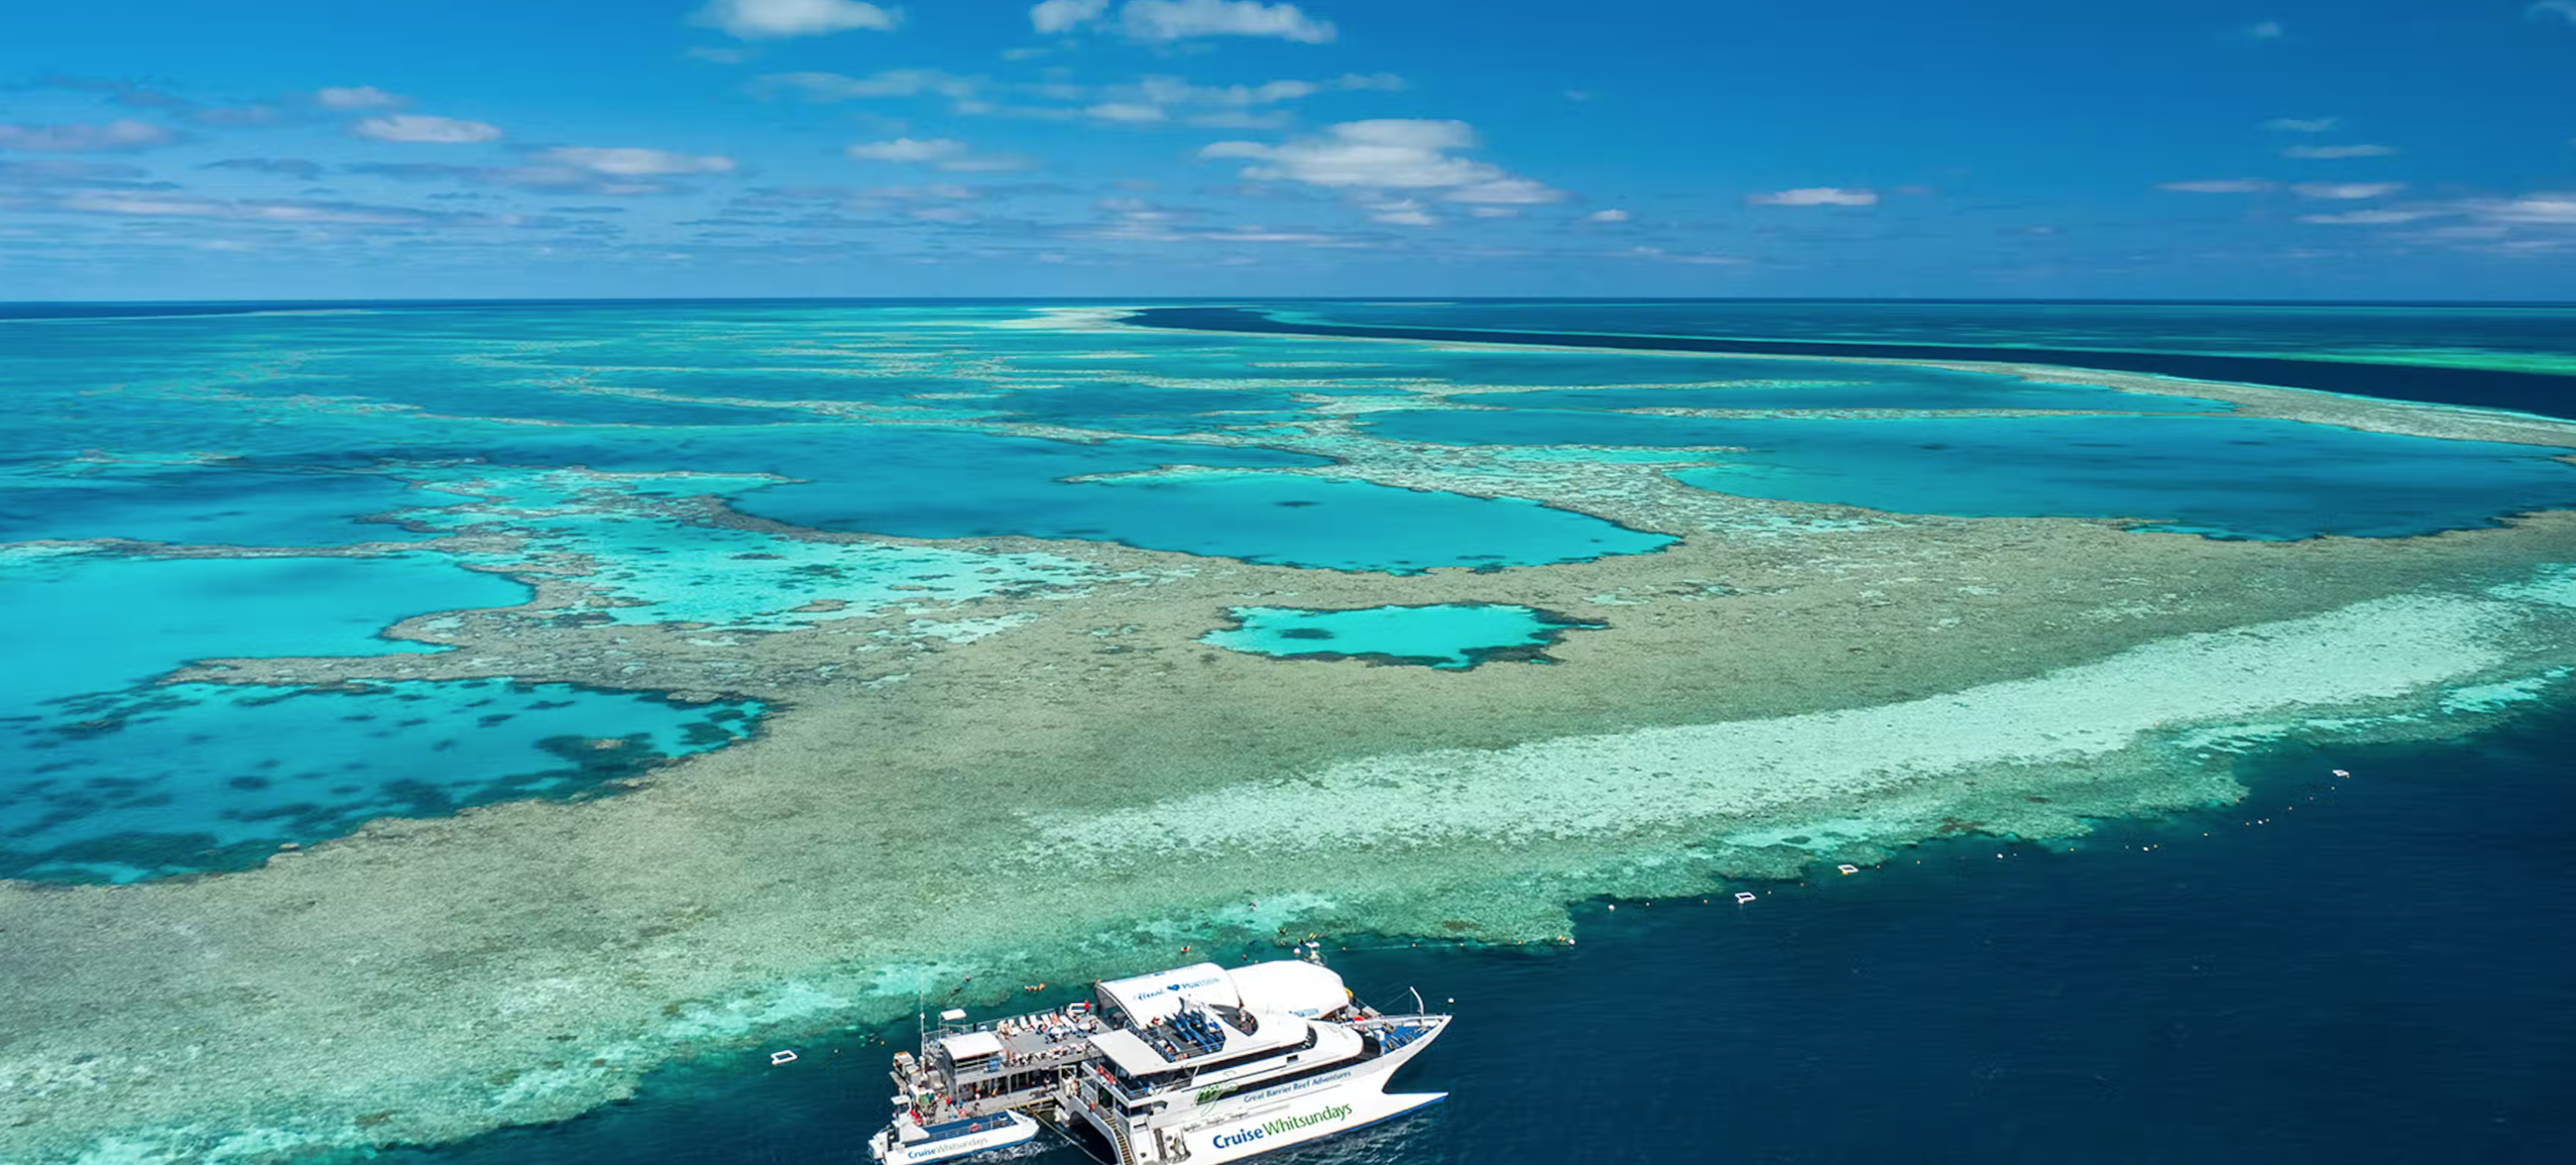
[867,1109,1040,1164]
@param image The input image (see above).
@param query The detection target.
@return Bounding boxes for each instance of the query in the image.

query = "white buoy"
[769,1049,798,1066]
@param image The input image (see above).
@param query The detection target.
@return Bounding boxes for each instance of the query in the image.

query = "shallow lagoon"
[0,680,762,883]
[1366,411,2576,540]
[1031,472,1674,572]
[409,468,1107,629]
[1205,603,1602,668]
[0,549,528,712]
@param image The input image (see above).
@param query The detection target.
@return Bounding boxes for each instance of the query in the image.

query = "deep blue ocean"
[383,705,2576,1165]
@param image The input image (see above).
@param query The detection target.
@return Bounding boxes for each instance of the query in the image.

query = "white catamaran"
[867,948,1448,1164]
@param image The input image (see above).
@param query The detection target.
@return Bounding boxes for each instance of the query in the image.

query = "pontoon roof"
[937,1031,1004,1061]
[1092,959,1346,1025]
[1226,960,1347,1019]
[1088,1028,1182,1077]
[1094,962,1236,1024]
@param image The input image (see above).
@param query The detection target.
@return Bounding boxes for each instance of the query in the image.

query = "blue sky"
[2,0,2571,300]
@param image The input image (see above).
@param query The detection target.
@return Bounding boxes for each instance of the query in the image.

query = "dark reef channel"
[1125,306,2576,422]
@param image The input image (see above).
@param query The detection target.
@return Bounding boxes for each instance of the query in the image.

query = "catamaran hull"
[1138,1019,1449,1163]
[1181,1086,1444,1163]
[868,1112,1039,1164]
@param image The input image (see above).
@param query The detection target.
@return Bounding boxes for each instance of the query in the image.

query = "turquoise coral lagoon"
[6,300,2576,1165]
[2,680,762,884]
[1203,603,1603,669]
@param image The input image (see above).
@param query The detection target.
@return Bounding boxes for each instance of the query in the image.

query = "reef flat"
[5,302,2576,1164]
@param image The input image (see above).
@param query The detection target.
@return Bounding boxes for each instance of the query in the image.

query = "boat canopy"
[937,1031,1004,1062]
[1095,962,1236,1026]
[1088,1028,1182,1078]
[1227,960,1347,1019]
[1093,959,1347,1028]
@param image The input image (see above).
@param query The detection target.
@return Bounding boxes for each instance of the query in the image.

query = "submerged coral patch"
[409,468,1105,630]
[1202,603,1606,669]
[0,680,763,883]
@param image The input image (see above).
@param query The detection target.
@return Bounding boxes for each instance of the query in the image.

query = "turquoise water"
[0,549,527,711]
[1364,411,2576,540]
[1,680,762,883]
[982,381,1317,433]
[1445,371,2232,413]
[11,300,2576,890]
[1041,472,1673,572]
[405,468,1105,629]
[1204,604,1603,668]
[0,462,433,546]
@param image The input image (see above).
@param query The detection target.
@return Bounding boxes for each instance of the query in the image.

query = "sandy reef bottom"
[9,503,2576,1164]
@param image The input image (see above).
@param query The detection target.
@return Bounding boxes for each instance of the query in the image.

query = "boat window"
[1184,1027,1319,1078]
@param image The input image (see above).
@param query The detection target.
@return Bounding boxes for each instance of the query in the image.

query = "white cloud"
[2299,209,2443,225]
[1135,72,1401,109]
[846,137,965,162]
[2531,2,2576,26]
[1071,72,1400,126]
[1201,119,1562,204]
[1586,208,1630,223]
[2262,116,2337,133]
[1747,186,1878,206]
[2247,19,2285,39]
[1625,245,1744,266]
[536,146,735,176]
[2156,179,2274,193]
[316,86,404,111]
[754,69,979,101]
[2283,144,2397,159]
[355,114,503,144]
[1031,0,1108,32]
[1367,198,1437,227]
[2293,182,2404,200]
[845,138,1031,170]
[2477,193,2576,224]
[55,193,461,226]
[1088,102,1169,123]
[1118,0,1334,43]
[0,119,177,153]
[1448,177,1558,204]
[1196,226,1361,244]
[1468,206,1519,219]
[691,0,902,39]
